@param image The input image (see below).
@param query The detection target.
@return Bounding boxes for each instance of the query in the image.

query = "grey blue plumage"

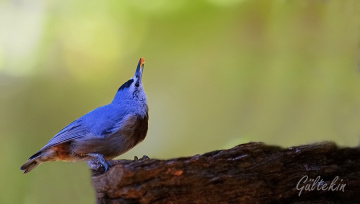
[20,58,148,173]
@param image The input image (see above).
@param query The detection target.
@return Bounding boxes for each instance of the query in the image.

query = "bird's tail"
[20,151,42,174]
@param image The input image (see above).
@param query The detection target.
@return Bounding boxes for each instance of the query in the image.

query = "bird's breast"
[72,112,148,159]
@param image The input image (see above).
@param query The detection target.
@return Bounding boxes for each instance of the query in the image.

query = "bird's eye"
[135,82,139,87]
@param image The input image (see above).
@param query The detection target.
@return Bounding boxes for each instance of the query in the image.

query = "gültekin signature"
[296,175,346,196]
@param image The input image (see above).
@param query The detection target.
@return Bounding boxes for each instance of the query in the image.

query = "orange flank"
[49,143,73,161]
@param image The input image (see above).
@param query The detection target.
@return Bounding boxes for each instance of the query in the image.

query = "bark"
[91,142,360,204]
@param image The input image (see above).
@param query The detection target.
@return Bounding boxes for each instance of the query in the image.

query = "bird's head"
[112,58,147,103]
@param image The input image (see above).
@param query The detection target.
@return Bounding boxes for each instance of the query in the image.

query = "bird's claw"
[88,159,111,172]
[133,155,150,161]
[87,153,111,173]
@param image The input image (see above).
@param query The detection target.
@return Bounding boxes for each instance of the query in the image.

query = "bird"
[20,58,149,174]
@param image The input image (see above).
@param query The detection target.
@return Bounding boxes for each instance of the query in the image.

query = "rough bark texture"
[91,142,360,204]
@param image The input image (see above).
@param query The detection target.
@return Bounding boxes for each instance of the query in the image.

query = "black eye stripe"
[118,79,134,91]
[135,82,139,87]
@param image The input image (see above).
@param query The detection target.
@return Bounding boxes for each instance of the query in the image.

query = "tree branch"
[91,142,360,204]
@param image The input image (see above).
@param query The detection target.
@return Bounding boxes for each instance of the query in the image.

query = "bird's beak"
[135,58,145,81]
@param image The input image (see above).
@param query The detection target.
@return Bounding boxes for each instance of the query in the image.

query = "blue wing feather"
[40,119,90,151]
[39,104,128,151]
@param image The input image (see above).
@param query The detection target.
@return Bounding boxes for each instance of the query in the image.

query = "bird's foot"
[87,153,111,173]
[133,155,150,161]
[87,160,110,172]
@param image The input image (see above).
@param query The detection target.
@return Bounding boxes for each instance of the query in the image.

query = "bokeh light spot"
[207,0,247,7]
[61,15,123,80]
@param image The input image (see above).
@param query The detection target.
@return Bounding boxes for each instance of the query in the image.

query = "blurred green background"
[1,0,359,203]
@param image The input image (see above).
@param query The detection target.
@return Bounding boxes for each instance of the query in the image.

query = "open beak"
[135,58,145,81]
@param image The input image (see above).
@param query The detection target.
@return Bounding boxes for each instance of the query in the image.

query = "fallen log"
[91,142,360,204]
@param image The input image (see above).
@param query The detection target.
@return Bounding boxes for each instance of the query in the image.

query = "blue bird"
[20,58,149,173]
